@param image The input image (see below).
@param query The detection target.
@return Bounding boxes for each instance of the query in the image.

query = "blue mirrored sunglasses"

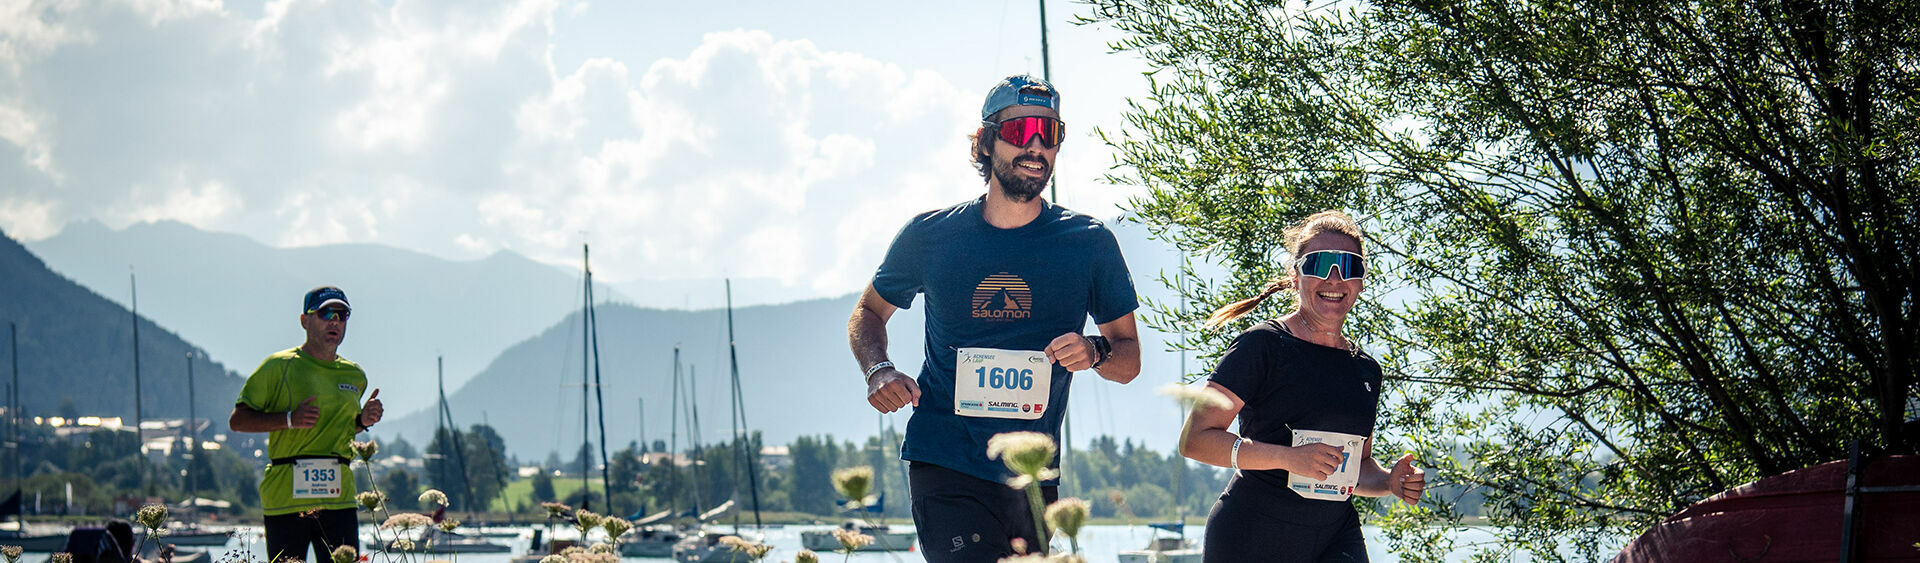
[1296,250,1365,280]
[312,308,351,321]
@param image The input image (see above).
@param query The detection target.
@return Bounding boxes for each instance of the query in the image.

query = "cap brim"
[309,299,350,312]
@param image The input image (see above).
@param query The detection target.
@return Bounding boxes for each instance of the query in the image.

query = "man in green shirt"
[230,286,384,563]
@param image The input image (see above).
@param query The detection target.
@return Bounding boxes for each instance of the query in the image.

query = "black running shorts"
[910,461,1060,562]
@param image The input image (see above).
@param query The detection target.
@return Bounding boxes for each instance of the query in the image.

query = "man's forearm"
[849,306,892,374]
[1093,336,1142,383]
[229,404,287,433]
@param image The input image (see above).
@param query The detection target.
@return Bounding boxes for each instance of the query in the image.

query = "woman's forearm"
[1352,457,1393,497]
[1182,427,1301,473]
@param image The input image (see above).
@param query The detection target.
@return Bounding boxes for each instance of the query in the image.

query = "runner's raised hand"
[1044,332,1096,371]
[289,396,320,429]
[1387,454,1426,505]
[359,388,383,426]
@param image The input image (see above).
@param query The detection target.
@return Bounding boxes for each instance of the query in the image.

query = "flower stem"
[1023,483,1048,556]
[359,462,393,563]
[131,530,149,561]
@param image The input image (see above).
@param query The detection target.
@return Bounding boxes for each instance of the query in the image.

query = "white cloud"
[111,174,239,229]
[0,100,57,180]
[453,232,493,254]
[0,1,91,79]
[0,196,58,240]
[119,0,224,26]
[485,28,982,288]
[0,0,1151,304]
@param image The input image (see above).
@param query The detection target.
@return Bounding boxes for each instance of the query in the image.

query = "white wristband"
[285,410,293,429]
[864,361,894,383]
[1230,436,1245,472]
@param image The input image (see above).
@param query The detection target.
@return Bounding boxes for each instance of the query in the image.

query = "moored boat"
[798,519,916,552]
[134,522,234,547]
[618,524,686,558]
[378,527,513,554]
[1117,521,1202,563]
[0,528,71,552]
[671,527,766,563]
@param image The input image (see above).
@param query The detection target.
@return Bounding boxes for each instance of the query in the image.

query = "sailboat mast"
[10,322,20,526]
[1035,0,1071,480]
[580,244,593,511]
[687,365,706,511]
[130,269,146,492]
[1039,0,1056,204]
[585,245,614,515]
[185,351,196,505]
[438,356,476,513]
[725,280,763,528]
[670,346,681,512]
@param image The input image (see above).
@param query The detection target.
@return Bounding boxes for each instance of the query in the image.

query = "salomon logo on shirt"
[970,272,1034,320]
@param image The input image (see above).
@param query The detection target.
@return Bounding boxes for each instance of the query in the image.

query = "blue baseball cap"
[981,75,1061,121]
[303,286,350,314]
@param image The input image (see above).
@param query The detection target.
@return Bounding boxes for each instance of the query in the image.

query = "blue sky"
[0,0,1154,300]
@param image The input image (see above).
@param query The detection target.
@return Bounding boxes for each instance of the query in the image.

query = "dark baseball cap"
[303,286,350,314]
[981,75,1061,121]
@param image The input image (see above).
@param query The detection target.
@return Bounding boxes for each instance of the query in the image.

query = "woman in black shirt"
[1178,210,1426,562]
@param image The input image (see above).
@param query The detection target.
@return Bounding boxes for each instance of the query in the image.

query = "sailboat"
[384,357,509,555]
[138,352,237,548]
[618,347,691,559]
[800,416,916,552]
[671,280,770,563]
[1119,273,1201,563]
[522,244,617,561]
[127,274,227,548]
[616,508,682,558]
[1,325,64,552]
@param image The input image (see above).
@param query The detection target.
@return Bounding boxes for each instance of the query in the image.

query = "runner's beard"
[993,155,1051,203]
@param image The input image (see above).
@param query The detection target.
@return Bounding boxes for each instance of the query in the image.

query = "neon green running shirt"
[236,347,369,515]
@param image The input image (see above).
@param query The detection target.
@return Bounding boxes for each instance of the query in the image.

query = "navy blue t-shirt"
[872,196,1138,485]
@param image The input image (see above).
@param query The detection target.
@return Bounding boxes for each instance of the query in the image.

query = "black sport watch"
[1087,335,1112,368]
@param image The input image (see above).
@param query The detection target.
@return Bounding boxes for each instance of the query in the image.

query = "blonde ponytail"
[1205,276,1291,328]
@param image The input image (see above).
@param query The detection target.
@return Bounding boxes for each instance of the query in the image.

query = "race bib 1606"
[953,347,1052,420]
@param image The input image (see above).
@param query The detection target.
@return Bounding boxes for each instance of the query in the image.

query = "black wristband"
[1087,335,1112,367]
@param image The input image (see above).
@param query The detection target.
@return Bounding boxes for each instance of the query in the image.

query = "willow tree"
[1086,0,1917,558]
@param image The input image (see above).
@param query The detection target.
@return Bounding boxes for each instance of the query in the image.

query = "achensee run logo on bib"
[971,272,1033,321]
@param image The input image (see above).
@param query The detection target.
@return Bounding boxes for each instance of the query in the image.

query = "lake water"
[30,524,1611,563]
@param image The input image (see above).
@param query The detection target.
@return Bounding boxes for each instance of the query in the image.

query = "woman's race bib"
[953,347,1052,420]
[1287,429,1366,501]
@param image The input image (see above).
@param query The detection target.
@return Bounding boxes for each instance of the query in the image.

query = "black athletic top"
[1209,319,1383,521]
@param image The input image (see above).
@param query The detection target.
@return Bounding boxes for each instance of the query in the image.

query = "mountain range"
[371,292,1204,462]
[0,227,245,425]
[21,218,1208,458]
[27,219,627,417]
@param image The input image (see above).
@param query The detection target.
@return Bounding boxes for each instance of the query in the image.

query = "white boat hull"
[798,529,917,552]
[1118,548,1204,563]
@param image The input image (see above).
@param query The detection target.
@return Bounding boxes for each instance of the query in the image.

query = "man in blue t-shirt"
[848,74,1142,562]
